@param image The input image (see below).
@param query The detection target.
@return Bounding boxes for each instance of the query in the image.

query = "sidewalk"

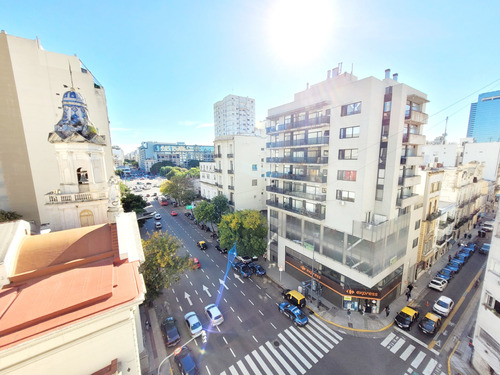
[264,229,483,374]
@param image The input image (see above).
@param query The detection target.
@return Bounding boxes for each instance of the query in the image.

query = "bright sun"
[266,0,334,66]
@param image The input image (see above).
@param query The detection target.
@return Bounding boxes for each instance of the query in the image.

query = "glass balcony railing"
[266,199,325,220]
[266,115,330,133]
[266,156,328,164]
[268,171,327,183]
[266,186,327,201]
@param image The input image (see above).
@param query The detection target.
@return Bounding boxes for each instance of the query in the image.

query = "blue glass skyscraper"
[466,90,500,142]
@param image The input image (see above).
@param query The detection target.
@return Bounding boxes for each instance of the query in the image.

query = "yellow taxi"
[418,312,442,335]
[394,306,419,330]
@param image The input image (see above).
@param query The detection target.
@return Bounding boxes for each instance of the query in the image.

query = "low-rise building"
[200,162,218,200]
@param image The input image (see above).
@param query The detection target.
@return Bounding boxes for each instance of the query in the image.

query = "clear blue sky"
[3,1,500,153]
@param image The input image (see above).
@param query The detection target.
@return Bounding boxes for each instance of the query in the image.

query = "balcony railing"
[266,199,325,220]
[214,168,222,173]
[266,137,330,148]
[46,191,108,204]
[398,175,422,187]
[214,153,222,158]
[402,133,426,145]
[266,156,328,164]
[227,153,234,158]
[266,116,330,134]
[229,200,235,206]
[400,155,423,165]
[228,185,234,190]
[266,186,327,201]
[405,110,428,125]
[396,193,422,208]
[268,171,327,183]
[426,210,442,222]
[227,169,234,174]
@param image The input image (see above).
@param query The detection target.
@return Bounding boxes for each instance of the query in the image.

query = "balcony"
[215,182,222,188]
[266,156,328,165]
[227,169,234,174]
[266,115,330,134]
[266,199,325,220]
[228,185,234,190]
[266,186,327,202]
[396,193,422,208]
[227,153,234,158]
[268,171,327,183]
[402,133,426,145]
[398,175,421,187]
[405,110,428,125]
[214,153,222,158]
[214,168,222,173]
[426,210,442,222]
[400,155,423,166]
[229,200,234,206]
[46,190,108,204]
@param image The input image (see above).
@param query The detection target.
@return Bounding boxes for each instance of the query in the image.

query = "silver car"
[205,304,224,326]
[184,312,203,337]
[428,277,448,292]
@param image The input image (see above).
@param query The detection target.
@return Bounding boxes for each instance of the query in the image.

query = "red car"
[191,258,201,269]
[171,211,178,216]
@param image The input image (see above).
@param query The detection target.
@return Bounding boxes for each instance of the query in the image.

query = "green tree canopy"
[193,200,216,229]
[187,159,200,168]
[212,195,230,223]
[150,161,175,175]
[160,175,195,205]
[115,169,124,177]
[0,210,22,223]
[120,182,130,196]
[166,167,187,180]
[186,167,200,178]
[218,210,268,257]
[125,159,139,168]
[139,231,191,303]
[121,192,148,214]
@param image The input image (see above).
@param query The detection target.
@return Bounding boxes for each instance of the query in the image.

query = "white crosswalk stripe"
[259,343,286,375]
[289,325,324,358]
[284,328,319,364]
[278,333,312,369]
[307,319,339,344]
[411,351,426,368]
[265,341,298,375]
[251,350,273,375]
[304,324,334,349]
[237,360,251,375]
[400,344,415,361]
[381,332,396,347]
[309,316,343,341]
[291,325,329,353]
[228,365,238,375]
[422,358,437,375]
[244,354,262,375]
[390,337,406,353]
[277,342,306,374]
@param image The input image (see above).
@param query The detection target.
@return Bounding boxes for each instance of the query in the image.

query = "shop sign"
[344,287,380,298]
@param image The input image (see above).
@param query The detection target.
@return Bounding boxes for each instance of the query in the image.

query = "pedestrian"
[408,284,414,293]
[448,254,452,262]
[385,305,390,317]
[347,308,351,321]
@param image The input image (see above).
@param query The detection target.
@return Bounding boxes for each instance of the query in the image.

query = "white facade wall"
[463,142,500,182]
[112,146,125,167]
[422,143,459,167]
[200,162,218,200]
[214,95,256,138]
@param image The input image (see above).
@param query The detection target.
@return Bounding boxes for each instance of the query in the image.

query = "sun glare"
[266,0,334,66]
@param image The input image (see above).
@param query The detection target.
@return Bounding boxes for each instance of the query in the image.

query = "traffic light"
[201,330,207,344]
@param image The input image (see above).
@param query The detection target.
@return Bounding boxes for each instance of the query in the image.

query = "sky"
[3,1,500,154]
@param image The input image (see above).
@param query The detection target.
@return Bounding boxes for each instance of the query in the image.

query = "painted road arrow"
[203,285,212,297]
[234,274,244,284]
[219,279,229,290]
[184,292,193,306]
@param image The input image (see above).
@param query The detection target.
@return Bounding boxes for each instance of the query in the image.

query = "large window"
[338,148,358,160]
[341,101,362,116]
[337,170,357,181]
[336,189,355,202]
[339,126,360,139]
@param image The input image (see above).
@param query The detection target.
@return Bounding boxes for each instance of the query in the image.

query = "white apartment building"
[200,162,218,200]
[473,210,500,374]
[214,95,256,138]
[214,135,267,211]
[266,68,428,312]
[112,145,125,167]
[0,32,114,228]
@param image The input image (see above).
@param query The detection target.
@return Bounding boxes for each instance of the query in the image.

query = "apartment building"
[138,141,213,171]
[266,68,428,312]
[112,145,125,167]
[214,95,256,138]
[467,90,500,142]
[0,32,115,228]
[200,162,218,200]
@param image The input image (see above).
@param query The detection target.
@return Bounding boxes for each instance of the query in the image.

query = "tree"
[0,210,22,223]
[218,210,268,257]
[139,231,191,303]
[186,167,200,178]
[187,159,200,168]
[125,159,138,168]
[121,192,148,214]
[120,181,130,195]
[159,166,175,177]
[115,169,124,177]
[166,167,186,180]
[150,161,175,175]
[160,175,195,205]
[212,195,230,223]
[193,201,216,229]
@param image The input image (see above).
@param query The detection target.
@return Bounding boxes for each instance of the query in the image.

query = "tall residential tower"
[214,95,256,138]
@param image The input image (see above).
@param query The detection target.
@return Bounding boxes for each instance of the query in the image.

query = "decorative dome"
[53,89,98,140]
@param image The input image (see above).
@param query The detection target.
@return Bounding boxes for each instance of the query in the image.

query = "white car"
[428,277,448,292]
[155,222,162,230]
[433,296,454,317]
[205,304,224,326]
[154,213,161,220]
[184,312,203,337]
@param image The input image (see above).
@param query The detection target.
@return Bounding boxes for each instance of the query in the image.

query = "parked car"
[394,306,420,330]
[162,317,180,347]
[454,253,468,264]
[428,277,448,291]
[436,268,454,281]
[433,296,454,317]
[232,262,253,278]
[418,312,442,335]
[452,255,466,265]
[236,255,252,264]
[197,241,207,250]
[216,244,228,254]
[205,304,224,326]
[190,257,201,269]
[443,263,460,273]
[248,262,266,276]
[184,312,203,338]
[278,302,308,326]
[155,222,162,230]
[458,249,471,260]
[449,259,463,270]
[174,346,199,375]
[479,243,490,255]
[282,289,306,308]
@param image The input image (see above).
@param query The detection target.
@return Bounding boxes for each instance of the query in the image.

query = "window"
[338,148,358,160]
[336,190,355,202]
[339,126,360,139]
[252,164,257,171]
[341,101,362,116]
[412,238,419,248]
[337,170,357,181]
[252,179,257,186]
[415,220,421,230]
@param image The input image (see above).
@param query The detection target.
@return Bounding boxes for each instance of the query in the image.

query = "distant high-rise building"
[467,90,500,142]
[214,95,255,138]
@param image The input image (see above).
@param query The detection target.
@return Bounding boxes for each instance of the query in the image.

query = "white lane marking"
[229,348,236,358]
[304,324,333,349]
[228,365,238,374]
[266,341,298,375]
[172,288,175,293]
[179,305,183,312]
[216,264,220,267]
[400,344,415,361]
[284,328,318,363]
[278,333,312,369]
[201,269,205,273]
[224,298,228,303]
[256,285,261,289]
[237,360,251,375]
[411,351,426,368]
[185,274,189,279]
[241,290,246,296]
[233,283,238,288]
[266,293,271,298]
[176,297,179,303]
[205,365,211,375]
[259,344,285,375]
[211,258,214,262]
[259,310,264,316]
[216,325,221,332]
[189,281,193,286]
[249,299,255,305]
[237,316,242,322]
[289,326,324,359]
[381,332,396,347]
[206,274,210,280]
[390,337,406,353]
[309,316,343,341]
[230,306,235,312]
[212,282,216,287]
[422,358,438,375]
[244,354,262,375]
[195,290,199,295]
[199,297,203,303]
[270,322,277,329]
[252,350,273,375]
[223,337,228,345]
[252,335,258,343]
[397,328,440,355]
[307,319,339,344]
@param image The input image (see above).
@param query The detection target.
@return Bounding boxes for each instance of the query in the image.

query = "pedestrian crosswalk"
[220,316,343,375]
[380,332,446,375]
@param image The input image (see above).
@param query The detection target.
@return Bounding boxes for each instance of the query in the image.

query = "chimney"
[327,70,331,79]
[385,69,390,79]
[393,73,398,82]
[332,67,339,77]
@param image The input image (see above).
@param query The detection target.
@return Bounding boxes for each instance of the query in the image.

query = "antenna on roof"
[443,116,448,144]
[68,61,74,89]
